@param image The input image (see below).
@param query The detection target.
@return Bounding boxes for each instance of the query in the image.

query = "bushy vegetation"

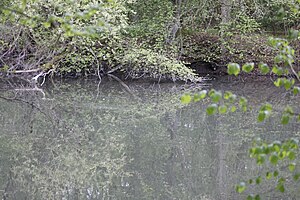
[0,0,299,82]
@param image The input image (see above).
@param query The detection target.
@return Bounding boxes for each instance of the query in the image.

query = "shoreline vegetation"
[0,0,299,84]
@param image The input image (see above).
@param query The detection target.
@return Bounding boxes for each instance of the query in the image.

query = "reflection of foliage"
[1,77,300,199]
[0,89,129,199]
[9,129,128,199]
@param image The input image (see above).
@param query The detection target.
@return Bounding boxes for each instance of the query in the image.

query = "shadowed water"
[0,77,299,200]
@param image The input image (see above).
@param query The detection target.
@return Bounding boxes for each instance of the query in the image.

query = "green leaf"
[288,163,296,172]
[257,111,266,122]
[279,151,287,159]
[293,87,300,95]
[283,79,293,90]
[287,151,296,160]
[273,171,279,177]
[272,66,284,75]
[246,194,260,200]
[231,106,237,112]
[199,90,207,99]
[193,91,207,102]
[269,153,279,165]
[242,62,254,73]
[274,78,283,87]
[236,182,246,193]
[211,91,222,103]
[224,91,233,100]
[218,105,227,114]
[208,89,216,97]
[266,172,272,180]
[276,183,285,193]
[293,173,300,181]
[206,104,218,115]
[228,63,240,76]
[256,155,265,165]
[43,22,51,28]
[258,63,269,74]
[274,55,284,64]
[261,103,273,111]
[239,97,248,112]
[247,195,254,200]
[239,97,248,106]
[281,114,290,125]
[255,176,262,185]
[181,94,192,104]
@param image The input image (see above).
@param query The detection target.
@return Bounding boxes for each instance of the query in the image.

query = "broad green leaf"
[228,63,240,76]
[257,111,266,122]
[242,105,247,112]
[199,90,207,99]
[193,94,202,102]
[211,91,222,103]
[242,62,254,73]
[276,183,285,193]
[266,172,272,179]
[274,171,279,177]
[43,22,51,28]
[208,89,216,97]
[231,106,237,112]
[293,87,300,95]
[254,195,261,200]
[293,173,300,181]
[274,55,284,64]
[255,176,262,184]
[256,155,265,165]
[258,63,269,74]
[236,182,246,193]
[224,91,233,100]
[279,151,287,159]
[218,105,227,114]
[272,66,284,75]
[283,79,293,90]
[290,138,299,148]
[279,177,286,183]
[287,151,296,160]
[288,163,296,172]
[206,104,218,115]
[269,153,279,165]
[247,195,254,200]
[181,94,192,104]
[274,78,283,87]
[281,114,290,125]
[239,97,248,106]
[260,103,273,112]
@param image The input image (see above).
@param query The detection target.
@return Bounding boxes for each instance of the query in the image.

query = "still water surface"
[0,77,299,200]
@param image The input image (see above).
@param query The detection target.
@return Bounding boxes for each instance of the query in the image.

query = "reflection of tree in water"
[1,78,299,199]
[0,89,129,199]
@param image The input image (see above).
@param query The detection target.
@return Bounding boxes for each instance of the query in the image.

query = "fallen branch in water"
[107,73,140,99]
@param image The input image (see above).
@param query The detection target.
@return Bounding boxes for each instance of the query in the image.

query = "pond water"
[0,76,299,200]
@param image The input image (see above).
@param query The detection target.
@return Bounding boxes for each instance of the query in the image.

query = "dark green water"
[0,77,299,200]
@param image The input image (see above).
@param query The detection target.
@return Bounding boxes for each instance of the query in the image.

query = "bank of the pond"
[0,29,299,83]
